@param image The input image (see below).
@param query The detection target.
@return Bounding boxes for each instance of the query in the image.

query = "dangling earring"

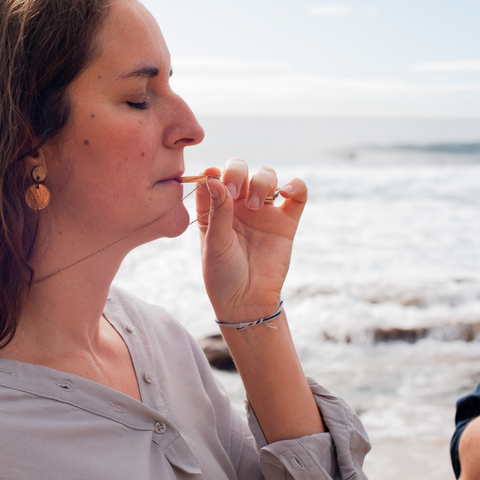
[25,152,51,210]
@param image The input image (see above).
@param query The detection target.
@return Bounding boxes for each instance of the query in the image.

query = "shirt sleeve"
[246,377,371,480]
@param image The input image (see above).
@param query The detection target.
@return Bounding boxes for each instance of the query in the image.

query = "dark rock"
[372,322,480,344]
[321,321,480,344]
[198,334,237,371]
[373,327,428,343]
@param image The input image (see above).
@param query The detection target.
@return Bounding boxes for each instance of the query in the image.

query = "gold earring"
[25,155,51,210]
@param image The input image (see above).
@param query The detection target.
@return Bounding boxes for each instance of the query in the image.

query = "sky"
[141,0,480,118]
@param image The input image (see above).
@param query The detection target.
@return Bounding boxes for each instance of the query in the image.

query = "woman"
[0,0,370,478]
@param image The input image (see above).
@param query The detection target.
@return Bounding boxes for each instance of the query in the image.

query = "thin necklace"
[32,175,226,284]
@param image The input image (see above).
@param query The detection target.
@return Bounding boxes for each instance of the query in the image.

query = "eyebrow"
[119,66,173,79]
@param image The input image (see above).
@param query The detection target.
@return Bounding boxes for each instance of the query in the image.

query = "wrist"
[215,300,284,331]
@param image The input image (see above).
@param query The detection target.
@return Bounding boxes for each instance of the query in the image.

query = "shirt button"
[125,323,135,333]
[143,372,153,384]
[154,421,167,434]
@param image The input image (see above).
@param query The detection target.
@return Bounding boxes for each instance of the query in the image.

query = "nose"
[163,93,205,148]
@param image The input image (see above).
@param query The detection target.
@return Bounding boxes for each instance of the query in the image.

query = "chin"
[127,204,190,250]
[154,204,190,239]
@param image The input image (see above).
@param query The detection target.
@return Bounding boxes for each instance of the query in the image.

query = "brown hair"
[0,0,111,348]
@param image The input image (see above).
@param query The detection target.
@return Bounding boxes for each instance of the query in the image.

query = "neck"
[4,248,124,361]
[3,204,161,361]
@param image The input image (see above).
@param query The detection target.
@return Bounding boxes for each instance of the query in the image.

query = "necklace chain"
[32,176,226,284]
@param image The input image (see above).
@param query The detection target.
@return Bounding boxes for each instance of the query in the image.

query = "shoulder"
[451,382,480,478]
[458,415,480,480]
[106,285,183,334]
[107,284,172,319]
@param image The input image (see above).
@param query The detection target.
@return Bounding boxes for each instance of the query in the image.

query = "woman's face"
[44,0,204,247]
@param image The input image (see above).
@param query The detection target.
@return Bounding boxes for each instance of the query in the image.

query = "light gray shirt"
[0,286,370,479]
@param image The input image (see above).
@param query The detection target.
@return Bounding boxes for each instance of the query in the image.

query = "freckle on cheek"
[141,152,145,157]
[84,139,90,145]
[98,76,101,79]
[91,114,95,118]
[139,121,143,125]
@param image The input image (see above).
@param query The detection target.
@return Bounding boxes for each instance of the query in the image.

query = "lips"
[156,171,184,184]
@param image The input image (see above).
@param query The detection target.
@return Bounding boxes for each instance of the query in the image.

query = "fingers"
[222,159,278,211]
[194,160,307,226]
[246,166,278,210]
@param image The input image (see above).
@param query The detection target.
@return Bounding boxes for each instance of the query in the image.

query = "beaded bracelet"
[215,301,284,331]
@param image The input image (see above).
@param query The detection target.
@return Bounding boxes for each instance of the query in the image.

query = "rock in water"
[198,334,237,371]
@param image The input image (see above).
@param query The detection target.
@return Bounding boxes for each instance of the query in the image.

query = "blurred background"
[116,2,480,479]
[151,0,479,119]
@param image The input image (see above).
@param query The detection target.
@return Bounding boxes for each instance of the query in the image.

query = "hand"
[195,158,307,323]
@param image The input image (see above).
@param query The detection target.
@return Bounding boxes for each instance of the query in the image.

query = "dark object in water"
[373,322,480,344]
[322,322,480,344]
[198,334,237,371]
[373,327,428,343]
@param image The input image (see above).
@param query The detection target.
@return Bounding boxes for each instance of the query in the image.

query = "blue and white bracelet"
[215,300,284,331]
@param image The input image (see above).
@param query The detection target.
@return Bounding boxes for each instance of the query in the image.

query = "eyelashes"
[127,101,150,110]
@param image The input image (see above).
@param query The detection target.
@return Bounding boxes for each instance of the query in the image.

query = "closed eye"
[127,101,150,110]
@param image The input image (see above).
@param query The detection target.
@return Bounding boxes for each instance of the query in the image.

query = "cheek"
[58,107,163,203]
[81,118,156,176]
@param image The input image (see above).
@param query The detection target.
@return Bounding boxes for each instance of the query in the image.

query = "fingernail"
[206,182,220,199]
[247,195,260,210]
[226,183,237,199]
[282,185,294,194]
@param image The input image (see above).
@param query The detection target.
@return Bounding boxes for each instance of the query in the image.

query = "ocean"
[114,116,480,480]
